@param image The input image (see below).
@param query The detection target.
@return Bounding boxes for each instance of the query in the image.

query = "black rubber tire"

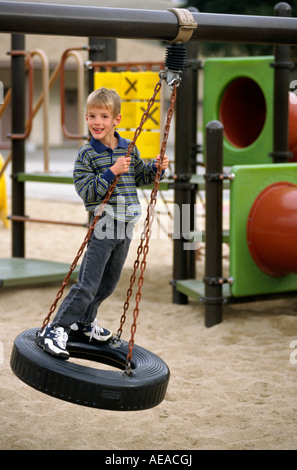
[10,328,170,411]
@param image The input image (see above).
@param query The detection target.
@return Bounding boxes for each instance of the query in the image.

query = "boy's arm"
[134,153,167,187]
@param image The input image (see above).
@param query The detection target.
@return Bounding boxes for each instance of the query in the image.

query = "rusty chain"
[118,85,177,374]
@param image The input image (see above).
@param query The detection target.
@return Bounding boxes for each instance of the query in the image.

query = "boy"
[37,87,169,359]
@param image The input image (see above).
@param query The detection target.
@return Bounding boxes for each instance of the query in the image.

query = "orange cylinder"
[288,92,297,162]
[247,182,297,277]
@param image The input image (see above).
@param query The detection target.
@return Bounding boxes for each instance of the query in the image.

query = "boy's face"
[85,106,121,145]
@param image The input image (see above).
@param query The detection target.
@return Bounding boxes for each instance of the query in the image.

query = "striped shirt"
[73,132,163,222]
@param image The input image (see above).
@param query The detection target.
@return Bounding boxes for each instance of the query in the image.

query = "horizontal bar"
[16,172,74,184]
[8,215,89,228]
[0,2,176,40]
[175,279,297,304]
[0,2,297,45]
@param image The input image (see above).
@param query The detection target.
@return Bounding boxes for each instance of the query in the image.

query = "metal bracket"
[168,8,197,43]
[159,69,181,88]
[270,60,295,70]
[200,296,228,305]
[203,172,235,182]
[203,276,233,286]
[170,173,192,182]
[269,150,293,161]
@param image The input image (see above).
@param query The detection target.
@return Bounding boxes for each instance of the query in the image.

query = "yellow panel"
[119,130,134,142]
[94,72,122,94]
[121,72,160,100]
[137,131,160,159]
[121,101,160,130]
[0,153,9,228]
[119,130,160,160]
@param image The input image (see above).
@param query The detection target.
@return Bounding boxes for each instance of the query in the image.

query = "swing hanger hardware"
[160,42,188,89]
[123,361,133,377]
[168,8,197,44]
[159,69,181,89]
[159,9,197,88]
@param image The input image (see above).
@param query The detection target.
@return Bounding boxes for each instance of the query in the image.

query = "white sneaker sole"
[38,337,69,360]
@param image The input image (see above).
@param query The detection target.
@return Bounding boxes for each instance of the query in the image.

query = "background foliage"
[184,0,297,59]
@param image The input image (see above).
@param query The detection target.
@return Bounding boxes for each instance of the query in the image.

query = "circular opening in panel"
[219,77,266,148]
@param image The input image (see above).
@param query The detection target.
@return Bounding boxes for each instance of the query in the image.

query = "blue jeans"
[52,214,133,331]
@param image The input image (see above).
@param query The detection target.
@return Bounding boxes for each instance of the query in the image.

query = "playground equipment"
[0,2,297,325]
[204,59,297,167]
[11,328,170,411]
[289,93,297,161]
[203,56,274,166]
[175,3,297,326]
[230,163,297,297]
[0,41,91,287]
[60,47,86,144]
[247,179,297,278]
[0,2,296,43]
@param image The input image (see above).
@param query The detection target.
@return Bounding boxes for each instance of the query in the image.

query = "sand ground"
[1,189,297,450]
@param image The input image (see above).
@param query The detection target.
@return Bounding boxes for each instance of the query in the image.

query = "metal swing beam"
[0,1,297,45]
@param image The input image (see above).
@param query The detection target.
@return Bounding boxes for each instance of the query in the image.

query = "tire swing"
[10,43,188,411]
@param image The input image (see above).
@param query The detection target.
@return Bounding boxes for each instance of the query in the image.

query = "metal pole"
[187,8,200,280]
[203,121,224,327]
[11,33,26,258]
[88,38,116,94]
[172,42,197,304]
[0,2,297,45]
[271,2,293,163]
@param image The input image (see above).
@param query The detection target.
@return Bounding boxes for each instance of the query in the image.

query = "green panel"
[203,56,274,166]
[175,279,204,301]
[176,279,231,301]
[229,164,297,296]
[0,258,79,287]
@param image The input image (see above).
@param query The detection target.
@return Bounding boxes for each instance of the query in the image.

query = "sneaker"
[36,325,69,359]
[70,319,112,343]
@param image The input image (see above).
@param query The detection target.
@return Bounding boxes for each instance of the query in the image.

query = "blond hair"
[86,87,121,117]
